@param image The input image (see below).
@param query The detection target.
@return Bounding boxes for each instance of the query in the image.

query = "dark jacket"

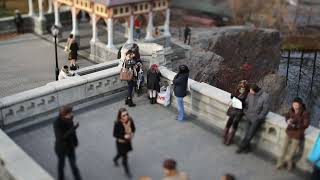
[53,117,78,154]
[14,14,23,25]
[147,70,161,92]
[70,42,79,60]
[173,73,189,97]
[285,108,309,140]
[244,90,270,122]
[113,119,136,154]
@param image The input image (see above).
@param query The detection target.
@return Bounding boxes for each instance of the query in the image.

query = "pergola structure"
[27,0,171,49]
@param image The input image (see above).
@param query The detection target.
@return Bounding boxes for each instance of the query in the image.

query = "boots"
[127,98,136,107]
[152,97,157,104]
[125,98,129,105]
[222,128,229,145]
[225,128,236,145]
[150,97,153,104]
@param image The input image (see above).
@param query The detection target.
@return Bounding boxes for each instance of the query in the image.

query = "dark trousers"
[184,35,190,45]
[226,113,243,130]
[127,80,134,99]
[56,149,82,180]
[16,24,23,34]
[239,120,263,149]
[114,153,130,173]
[311,166,320,180]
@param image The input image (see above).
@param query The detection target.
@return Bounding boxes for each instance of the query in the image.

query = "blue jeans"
[176,97,185,121]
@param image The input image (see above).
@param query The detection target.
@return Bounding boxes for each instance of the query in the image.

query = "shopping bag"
[308,133,320,168]
[157,86,171,107]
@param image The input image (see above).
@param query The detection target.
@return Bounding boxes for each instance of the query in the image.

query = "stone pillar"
[145,11,154,40]
[48,0,53,13]
[127,15,134,43]
[28,0,34,16]
[71,6,79,36]
[54,0,61,27]
[38,0,45,20]
[107,18,115,49]
[90,12,99,43]
[164,8,171,36]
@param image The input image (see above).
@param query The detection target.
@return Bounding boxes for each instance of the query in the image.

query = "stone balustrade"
[0,66,126,130]
[159,66,320,172]
[0,129,53,180]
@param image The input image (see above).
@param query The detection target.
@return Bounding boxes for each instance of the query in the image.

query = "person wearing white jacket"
[58,65,72,81]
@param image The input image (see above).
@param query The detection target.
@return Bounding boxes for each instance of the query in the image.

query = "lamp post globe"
[51,25,60,81]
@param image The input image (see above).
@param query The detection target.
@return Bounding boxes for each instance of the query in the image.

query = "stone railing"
[0,66,126,131]
[0,129,53,180]
[159,66,320,172]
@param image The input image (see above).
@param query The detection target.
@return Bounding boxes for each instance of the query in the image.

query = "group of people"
[58,34,80,81]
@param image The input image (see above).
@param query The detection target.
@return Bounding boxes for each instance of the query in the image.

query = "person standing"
[147,64,161,104]
[276,97,309,171]
[223,80,249,145]
[183,25,191,45]
[236,84,270,154]
[173,65,189,121]
[124,50,139,107]
[162,159,188,180]
[69,36,79,68]
[53,106,82,180]
[113,108,136,178]
[58,65,72,81]
[14,10,23,34]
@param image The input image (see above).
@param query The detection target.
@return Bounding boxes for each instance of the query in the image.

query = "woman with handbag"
[223,80,249,145]
[113,108,136,178]
[276,97,310,171]
[147,64,161,104]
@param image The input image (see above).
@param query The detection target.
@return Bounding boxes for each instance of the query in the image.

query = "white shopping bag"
[231,97,243,110]
[157,86,171,107]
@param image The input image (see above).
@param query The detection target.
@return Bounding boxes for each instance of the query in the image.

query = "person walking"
[276,97,309,171]
[223,80,249,145]
[162,159,188,180]
[14,10,23,34]
[173,65,189,121]
[147,64,161,104]
[236,84,270,154]
[113,108,136,178]
[53,106,82,180]
[183,25,191,45]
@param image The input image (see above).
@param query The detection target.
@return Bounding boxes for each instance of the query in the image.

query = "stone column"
[28,0,34,16]
[38,0,45,20]
[54,0,61,26]
[107,18,115,49]
[127,15,134,43]
[145,11,154,40]
[48,0,53,13]
[163,8,171,36]
[90,12,99,43]
[71,6,79,36]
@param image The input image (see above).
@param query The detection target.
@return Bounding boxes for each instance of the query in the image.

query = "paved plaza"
[0,33,94,97]
[9,95,303,180]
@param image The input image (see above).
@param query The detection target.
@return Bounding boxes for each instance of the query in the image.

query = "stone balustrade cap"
[0,85,56,107]
[47,76,87,91]
[83,66,121,82]
[190,82,230,105]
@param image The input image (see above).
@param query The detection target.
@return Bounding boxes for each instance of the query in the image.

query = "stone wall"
[0,15,34,34]
[159,66,320,172]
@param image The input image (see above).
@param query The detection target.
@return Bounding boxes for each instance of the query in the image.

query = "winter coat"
[113,119,136,155]
[53,117,78,154]
[244,90,270,122]
[69,42,79,60]
[147,70,161,92]
[173,73,189,98]
[285,108,310,140]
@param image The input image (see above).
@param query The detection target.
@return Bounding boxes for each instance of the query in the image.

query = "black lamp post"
[51,25,60,81]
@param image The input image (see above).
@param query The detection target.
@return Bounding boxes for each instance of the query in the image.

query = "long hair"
[117,108,128,121]
[291,97,306,112]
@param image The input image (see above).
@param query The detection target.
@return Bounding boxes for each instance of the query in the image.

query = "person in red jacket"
[276,97,310,171]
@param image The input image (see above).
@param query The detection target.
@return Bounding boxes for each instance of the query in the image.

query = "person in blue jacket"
[173,65,189,121]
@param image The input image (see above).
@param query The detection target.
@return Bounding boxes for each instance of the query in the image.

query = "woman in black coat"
[173,65,189,121]
[69,38,79,67]
[53,106,82,180]
[147,64,161,104]
[113,108,136,178]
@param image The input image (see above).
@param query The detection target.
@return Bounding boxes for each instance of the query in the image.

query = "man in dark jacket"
[184,25,191,45]
[54,106,82,180]
[14,10,23,34]
[173,65,189,121]
[236,84,270,154]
